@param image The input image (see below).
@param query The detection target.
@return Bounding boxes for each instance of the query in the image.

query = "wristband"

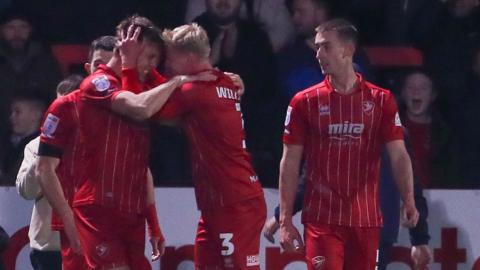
[145,204,164,241]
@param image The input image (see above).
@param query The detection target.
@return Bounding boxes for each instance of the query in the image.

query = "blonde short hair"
[162,23,211,59]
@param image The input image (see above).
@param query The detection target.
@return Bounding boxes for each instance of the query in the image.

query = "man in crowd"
[279,19,419,269]
[0,8,61,137]
[0,91,45,185]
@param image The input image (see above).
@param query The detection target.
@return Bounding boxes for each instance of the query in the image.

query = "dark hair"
[11,89,47,112]
[0,7,32,25]
[316,18,358,45]
[400,67,436,93]
[286,0,331,15]
[56,74,84,96]
[116,15,163,46]
[88,35,117,61]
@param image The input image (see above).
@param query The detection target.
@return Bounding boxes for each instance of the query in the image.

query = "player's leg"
[343,227,380,270]
[74,205,130,270]
[125,215,151,270]
[194,216,224,269]
[304,223,344,270]
[208,196,267,269]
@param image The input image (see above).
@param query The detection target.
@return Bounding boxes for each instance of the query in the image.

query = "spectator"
[384,0,443,46]
[277,0,371,106]
[15,75,82,270]
[0,8,61,139]
[0,91,45,185]
[185,0,295,52]
[0,225,8,270]
[194,0,281,187]
[399,70,456,188]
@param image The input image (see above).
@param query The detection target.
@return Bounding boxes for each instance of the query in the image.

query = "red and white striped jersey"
[74,65,150,214]
[284,74,404,227]
[39,90,83,230]
[153,69,264,211]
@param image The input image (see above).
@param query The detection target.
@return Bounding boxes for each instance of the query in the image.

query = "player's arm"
[16,138,41,200]
[279,143,304,252]
[114,24,214,121]
[111,75,189,121]
[144,168,165,261]
[35,154,81,253]
[385,140,419,228]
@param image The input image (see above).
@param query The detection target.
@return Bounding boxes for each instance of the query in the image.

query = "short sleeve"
[381,92,404,143]
[283,93,308,145]
[81,73,123,109]
[39,99,75,151]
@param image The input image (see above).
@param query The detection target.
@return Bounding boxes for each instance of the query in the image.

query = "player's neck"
[188,60,213,74]
[106,54,122,77]
[329,66,358,95]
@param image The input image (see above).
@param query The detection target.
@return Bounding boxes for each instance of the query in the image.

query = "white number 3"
[219,233,234,256]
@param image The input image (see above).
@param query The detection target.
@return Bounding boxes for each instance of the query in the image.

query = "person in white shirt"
[16,75,82,270]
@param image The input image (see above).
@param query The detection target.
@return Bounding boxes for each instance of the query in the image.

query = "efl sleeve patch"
[395,112,402,126]
[92,75,111,92]
[284,106,293,126]
[42,113,60,139]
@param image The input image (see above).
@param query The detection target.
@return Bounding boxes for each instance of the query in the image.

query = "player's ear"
[84,63,92,74]
[344,41,355,58]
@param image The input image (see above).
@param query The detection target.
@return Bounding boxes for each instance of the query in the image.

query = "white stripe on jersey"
[101,114,113,205]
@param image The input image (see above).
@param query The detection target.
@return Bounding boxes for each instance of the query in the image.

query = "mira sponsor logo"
[216,87,238,100]
[328,121,364,138]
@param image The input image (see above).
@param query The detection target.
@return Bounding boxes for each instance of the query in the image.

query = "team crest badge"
[363,100,375,114]
[312,256,325,269]
[319,104,330,116]
[92,75,110,92]
[95,243,109,258]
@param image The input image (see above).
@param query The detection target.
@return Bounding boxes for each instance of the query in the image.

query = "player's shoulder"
[363,80,393,97]
[293,81,328,100]
[80,66,119,93]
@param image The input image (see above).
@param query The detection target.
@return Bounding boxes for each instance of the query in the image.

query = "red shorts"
[60,230,87,270]
[74,205,151,270]
[304,223,380,270]
[195,196,266,270]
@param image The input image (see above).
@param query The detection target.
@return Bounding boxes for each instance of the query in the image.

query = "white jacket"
[15,137,60,251]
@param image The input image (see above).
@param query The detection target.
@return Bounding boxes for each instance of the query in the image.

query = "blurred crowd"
[0,0,478,189]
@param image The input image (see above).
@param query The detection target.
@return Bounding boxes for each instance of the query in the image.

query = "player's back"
[159,70,263,210]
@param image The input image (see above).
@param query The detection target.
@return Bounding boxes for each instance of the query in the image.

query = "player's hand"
[118,24,144,69]
[411,245,432,270]
[279,221,304,252]
[62,211,82,254]
[262,216,280,244]
[224,72,245,99]
[401,200,419,228]
[150,237,166,261]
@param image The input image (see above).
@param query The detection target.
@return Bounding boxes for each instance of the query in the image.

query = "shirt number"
[219,233,234,256]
